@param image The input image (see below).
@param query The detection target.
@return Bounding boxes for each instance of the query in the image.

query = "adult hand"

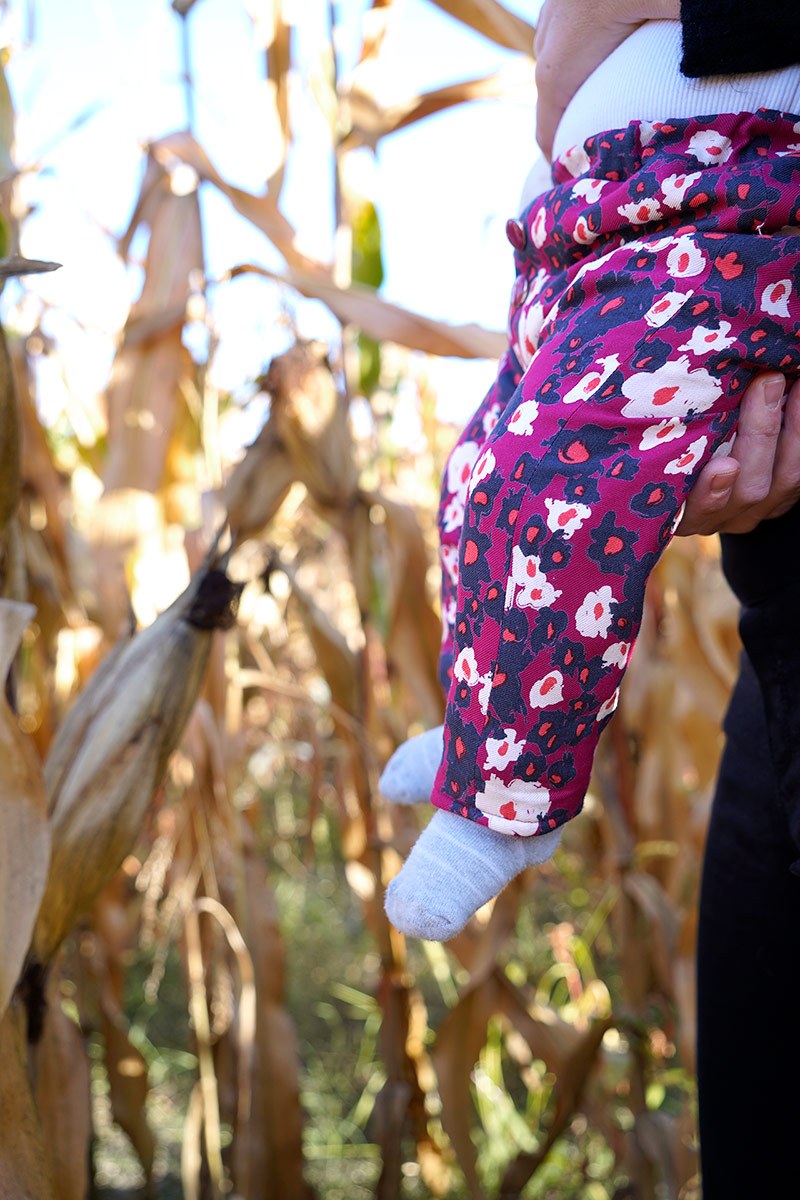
[534,0,680,160]
[677,375,800,535]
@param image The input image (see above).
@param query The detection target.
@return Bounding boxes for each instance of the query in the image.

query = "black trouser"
[697,504,800,1198]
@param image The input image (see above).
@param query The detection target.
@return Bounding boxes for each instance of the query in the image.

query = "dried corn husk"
[32,968,92,1200]
[30,566,242,969]
[264,341,359,509]
[0,327,20,561]
[0,601,50,1020]
[0,1001,55,1199]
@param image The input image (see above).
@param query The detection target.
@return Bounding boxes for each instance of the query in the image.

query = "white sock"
[379,725,444,805]
[385,809,562,941]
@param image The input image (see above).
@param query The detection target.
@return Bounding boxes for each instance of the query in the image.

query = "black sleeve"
[721,505,800,857]
[681,0,800,77]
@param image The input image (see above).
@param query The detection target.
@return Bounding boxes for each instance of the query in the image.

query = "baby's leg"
[388,222,800,939]
[380,346,526,805]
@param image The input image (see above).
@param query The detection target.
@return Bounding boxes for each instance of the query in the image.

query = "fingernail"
[710,471,737,496]
[764,377,785,409]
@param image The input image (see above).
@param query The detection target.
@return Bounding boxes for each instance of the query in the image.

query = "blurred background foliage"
[0,2,740,1198]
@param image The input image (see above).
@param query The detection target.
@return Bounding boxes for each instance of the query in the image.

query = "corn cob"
[29,565,242,973]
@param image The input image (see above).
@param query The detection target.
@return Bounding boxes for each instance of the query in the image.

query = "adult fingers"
[760,376,800,519]
[674,457,740,536]
[676,374,784,536]
[718,376,797,533]
[725,374,784,507]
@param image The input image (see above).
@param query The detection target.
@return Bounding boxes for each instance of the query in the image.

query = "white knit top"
[551,20,800,160]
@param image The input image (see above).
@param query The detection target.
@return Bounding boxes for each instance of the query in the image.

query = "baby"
[383,20,800,941]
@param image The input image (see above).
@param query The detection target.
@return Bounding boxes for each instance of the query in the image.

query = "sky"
[1,0,544,431]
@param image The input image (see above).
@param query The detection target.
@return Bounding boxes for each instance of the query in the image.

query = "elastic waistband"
[553,110,800,186]
[515,111,800,276]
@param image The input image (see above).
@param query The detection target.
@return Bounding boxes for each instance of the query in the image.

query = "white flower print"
[602,642,631,669]
[687,129,733,165]
[643,289,694,329]
[484,729,526,772]
[454,647,480,685]
[617,197,664,224]
[563,353,621,405]
[621,355,722,418]
[639,417,687,451]
[475,776,551,835]
[529,669,565,708]
[515,302,546,368]
[531,204,548,248]
[441,495,465,533]
[559,143,591,178]
[507,396,540,435]
[596,689,620,721]
[477,673,493,715]
[468,447,496,495]
[670,503,686,534]
[482,403,501,437]
[660,170,702,207]
[574,215,599,245]
[678,320,736,356]
[544,497,592,538]
[505,547,563,611]
[446,440,480,501]
[666,236,707,279]
[527,267,549,301]
[639,120,658,146]
[664,435,708,475]
[712,432,737,459]
[575,586,616,639]
[572,177,608,202]
[441,545,460,585]
[760,278,792,318]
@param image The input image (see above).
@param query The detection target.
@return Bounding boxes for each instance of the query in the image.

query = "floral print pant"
[433,110,800,837]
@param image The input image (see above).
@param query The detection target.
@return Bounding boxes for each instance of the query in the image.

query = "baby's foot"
[384,809,561,941]
[379,725,444,805]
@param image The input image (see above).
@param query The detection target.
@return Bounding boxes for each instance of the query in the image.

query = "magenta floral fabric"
[434,110,800,837]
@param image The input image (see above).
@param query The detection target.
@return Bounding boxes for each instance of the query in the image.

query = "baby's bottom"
[433,230,800,838]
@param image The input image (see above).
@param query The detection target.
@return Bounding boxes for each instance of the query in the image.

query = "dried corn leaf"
[356,0,394,64]
[431,974,498,1200]
[0,256,60,278]
[247,0,292,197]
[0,601,50,1021]
[91,878,155,1181]
[12,340,70,575]
[428,0,535,52]
[152,132,327,273]
[434,889,609,1200]
[343,63,535,148]
[223,418,295,545]
[370,492,444,727]
[262,341,359,508]
[0,1002,55,1199]
[623,870,679,1000]
[32,970,91,1200]
[233,842,312,1200]
[105,148,203,493]
[498,999,610,1197]
[0,61,17,266]
[230,262,505,360]
[284,560,361,720]
[0,327,20,557]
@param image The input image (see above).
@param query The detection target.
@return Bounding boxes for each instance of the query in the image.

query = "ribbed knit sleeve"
[681,0,800,77]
